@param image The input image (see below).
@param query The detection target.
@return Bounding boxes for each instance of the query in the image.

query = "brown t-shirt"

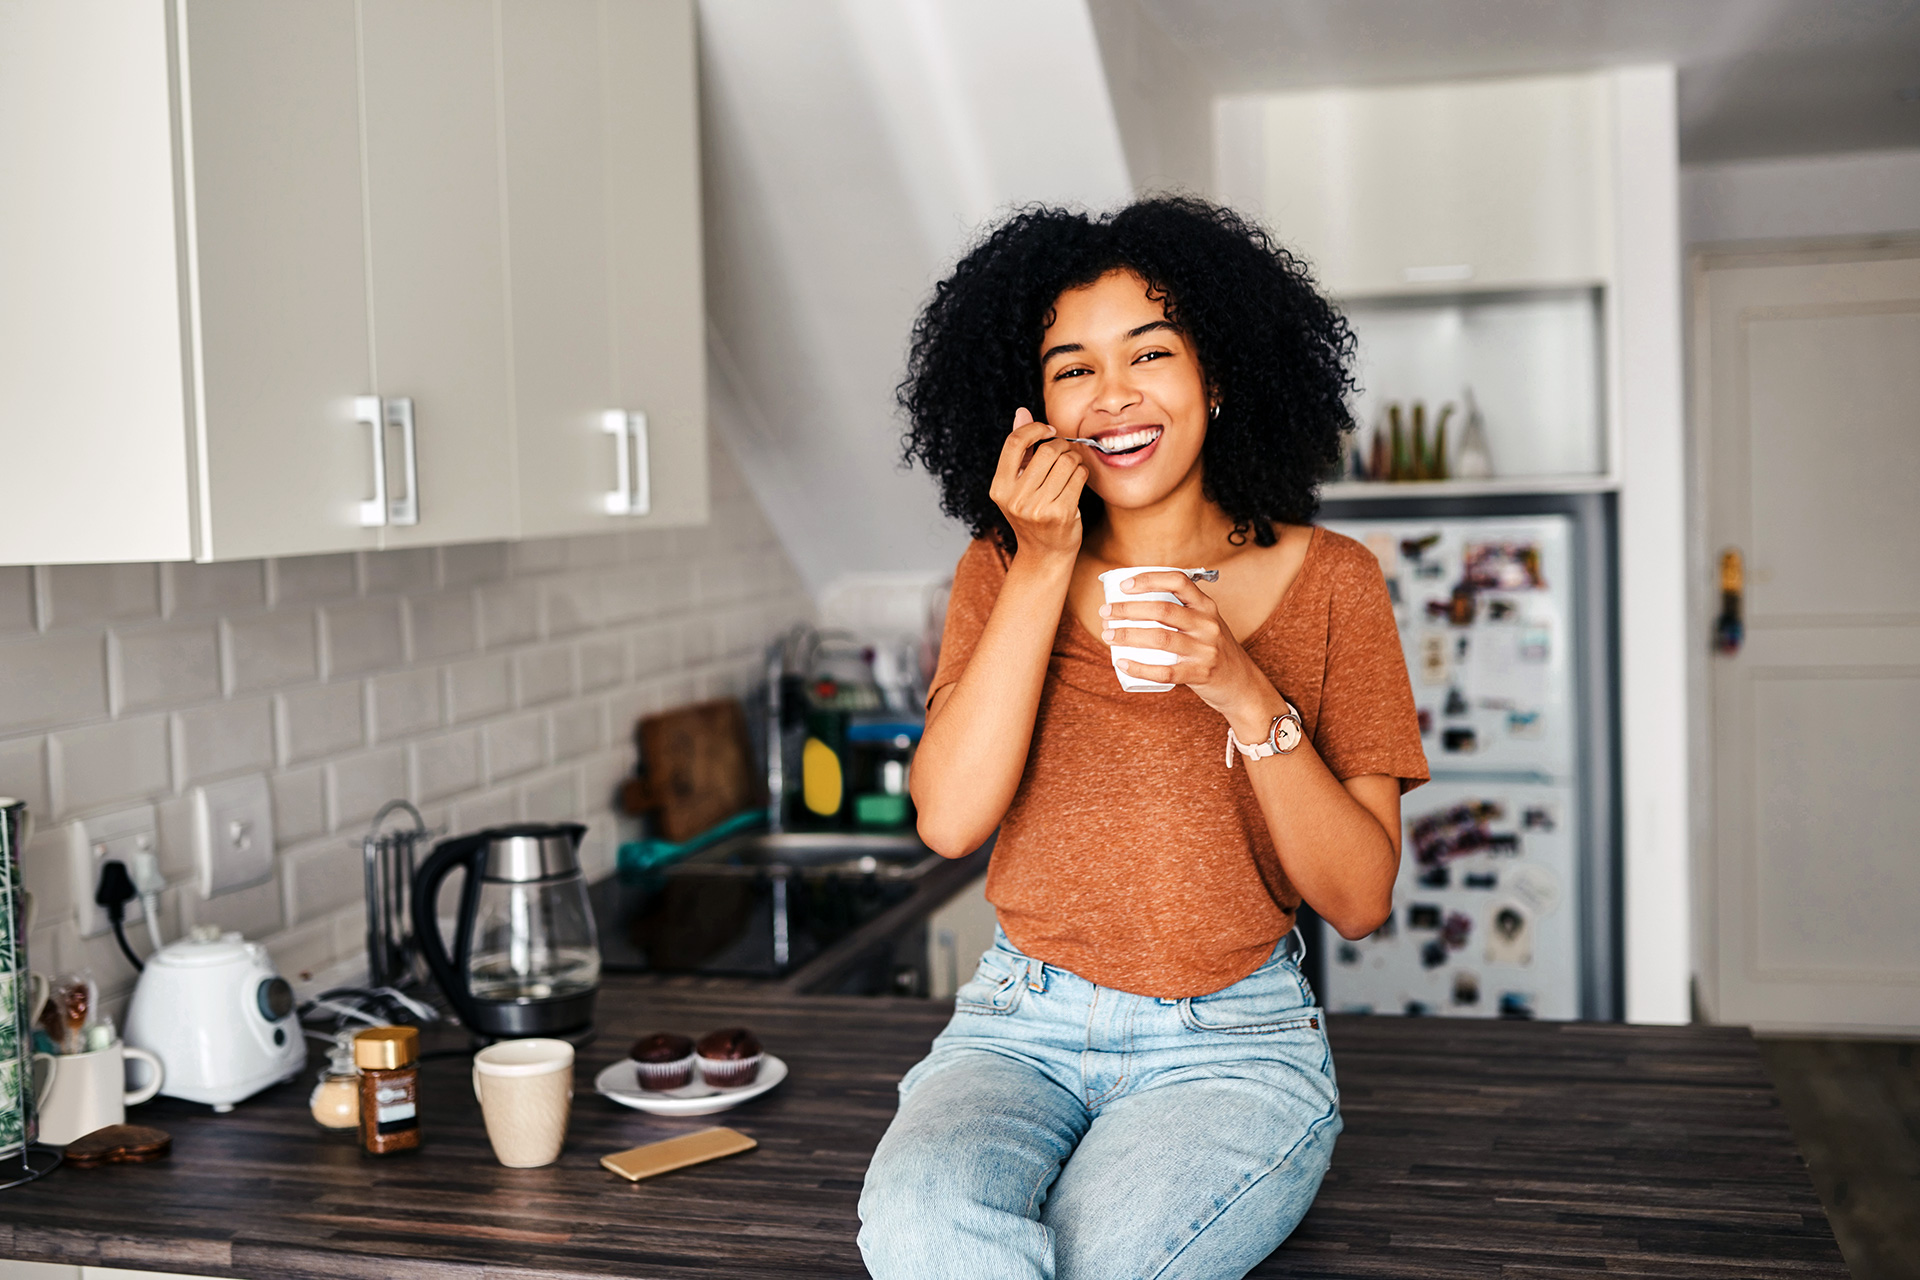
[930,525,1429,998]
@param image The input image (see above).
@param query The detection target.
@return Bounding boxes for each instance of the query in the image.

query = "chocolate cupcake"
[695,1027,763,1088]
[628,1032,697,1091]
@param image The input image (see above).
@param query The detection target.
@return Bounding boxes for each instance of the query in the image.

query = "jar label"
[374,1078,417,1131]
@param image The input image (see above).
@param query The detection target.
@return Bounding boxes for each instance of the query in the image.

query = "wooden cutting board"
[619,700,761,843]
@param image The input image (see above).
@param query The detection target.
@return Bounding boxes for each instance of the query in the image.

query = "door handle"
[386,396,419,526]
[354,395,388,527]
[601,410,651,516]
[1714,548,1743,655]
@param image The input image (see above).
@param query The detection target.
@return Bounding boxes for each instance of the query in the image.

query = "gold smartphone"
[600,1127,757,1182]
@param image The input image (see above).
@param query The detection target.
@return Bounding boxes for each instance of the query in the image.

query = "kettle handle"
[411,836,488,1031]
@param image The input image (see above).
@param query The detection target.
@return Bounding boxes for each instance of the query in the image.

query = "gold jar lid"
[353,1025,420,1070]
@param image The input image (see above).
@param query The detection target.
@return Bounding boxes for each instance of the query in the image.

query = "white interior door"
[184,0,380,561]
[1699,242,1920,1034]
[500,0,622,539]
[359,0,517,548]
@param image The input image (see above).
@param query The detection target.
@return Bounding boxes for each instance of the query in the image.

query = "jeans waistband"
[991,926,1306,992]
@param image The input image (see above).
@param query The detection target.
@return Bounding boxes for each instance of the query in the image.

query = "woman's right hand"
[988,408,1087,561]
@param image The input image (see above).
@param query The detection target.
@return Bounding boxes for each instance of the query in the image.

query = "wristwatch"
[1226,703,1304,769]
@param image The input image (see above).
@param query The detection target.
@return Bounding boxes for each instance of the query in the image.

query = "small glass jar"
[309,1041,361,1130]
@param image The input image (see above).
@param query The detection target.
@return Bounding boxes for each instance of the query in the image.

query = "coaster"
[62,1124,172,1169]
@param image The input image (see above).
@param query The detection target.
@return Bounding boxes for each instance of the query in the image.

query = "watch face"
[1274,715,1303,752]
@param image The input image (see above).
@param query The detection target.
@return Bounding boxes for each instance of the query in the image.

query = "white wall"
[1683,147,1920,245]
[1085,0,1215,196]
[697,0,1133,597]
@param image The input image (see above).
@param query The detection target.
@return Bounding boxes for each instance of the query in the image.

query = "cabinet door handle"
[602,410,633,515]
[354,395,389,528]
[627,410,651,517]
[386,396,419,526]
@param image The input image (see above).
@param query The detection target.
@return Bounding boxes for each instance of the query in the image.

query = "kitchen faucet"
[764,625,820,834]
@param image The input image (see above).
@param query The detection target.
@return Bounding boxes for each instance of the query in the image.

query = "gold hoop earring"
[1210,403,1221,421]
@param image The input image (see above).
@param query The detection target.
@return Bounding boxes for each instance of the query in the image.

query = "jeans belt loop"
[1025,958,1048,993]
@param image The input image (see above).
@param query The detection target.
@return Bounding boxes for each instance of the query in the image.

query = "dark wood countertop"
[0,985,1841,1279]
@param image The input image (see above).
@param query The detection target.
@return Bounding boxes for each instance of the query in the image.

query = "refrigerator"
[1317,495,1617,1021]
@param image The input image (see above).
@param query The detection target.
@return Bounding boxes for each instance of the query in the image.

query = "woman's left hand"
[1100,571,1281,735]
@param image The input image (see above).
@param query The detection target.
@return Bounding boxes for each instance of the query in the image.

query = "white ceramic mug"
[35,1041,164,1146]
[472,1038,574,1168]
[1098,566,1185,693]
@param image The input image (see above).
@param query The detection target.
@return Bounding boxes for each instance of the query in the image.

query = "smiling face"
[1039,269,1211,514]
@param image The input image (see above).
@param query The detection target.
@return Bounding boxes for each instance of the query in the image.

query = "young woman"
[857,198,1427,1280]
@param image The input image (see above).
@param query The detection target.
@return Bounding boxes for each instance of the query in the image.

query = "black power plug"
[95,858,144,972]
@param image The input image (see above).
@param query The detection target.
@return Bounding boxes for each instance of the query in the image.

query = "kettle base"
[457,988,597,1040]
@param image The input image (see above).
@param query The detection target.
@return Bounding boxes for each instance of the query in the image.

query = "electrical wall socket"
[68,805,156,939]
[193,775,275,898]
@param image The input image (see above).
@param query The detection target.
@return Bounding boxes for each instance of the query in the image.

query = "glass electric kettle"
[412,823,601,1037]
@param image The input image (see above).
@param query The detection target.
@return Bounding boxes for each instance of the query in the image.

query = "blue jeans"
[859,929,1340,1279]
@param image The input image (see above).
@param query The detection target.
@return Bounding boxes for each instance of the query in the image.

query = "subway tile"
[330,904,368,965]
[272,553,357,605]
[0,737,50,818]
[164,561,266,617]
[478,581,542,648]
[154,792,196,881]
[328,746,408,829]
[412,730,480,802]
[567,533,624,569]
[407,591,478,661]
[483,713,547,782]
[277,683,365,764]
[113,624,221,712]
[173,697,274,784]
[323,599,404,677]
[445,654,512,723]
[369,668,442,742]
[441,542,510,587]
[0,632,109,734]
[550,700,606,762]
[270,766,328,847]
[577,636,626,692]
[451,786,517,832]
[0,567,36,633]
[599,567,655,624]
[41,563,160,628]
[508,538,569,577]
[180,871,283,940]
[49,715,171,816]
[281,837,362,925]
[224,613,319,693]
[677,615,718,664]
[628,622,680,675]
[266,916,341,984]
[363,548,435,596]
[541,577,604,636]
[20,828,76,932]
[519,767,579,823]
[515,645,575,707]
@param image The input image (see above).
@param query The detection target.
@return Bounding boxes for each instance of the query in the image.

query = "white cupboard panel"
[359,0,517,548]
[501,0,622,539]
[606,0,708,528]
[183,0,380,561]
[0,0,193,564]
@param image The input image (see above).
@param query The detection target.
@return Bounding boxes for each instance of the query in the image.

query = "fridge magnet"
[1509,864,1562,917]
[1399,533,1442,577]
[1418,865,1450,889]
[1417,708,1433,736]
[1336,943,1361,967]
[1451,970,1481,1007]
[1404,999,1435,1016]
[1463,871,1498,890]
[1497,991,1535,1020]
[1443,686,1469,717]
[1462,541,1544,591]
[1484,903,1533,966]
[1411,801,1518,868]
[1518,626,1551,663]
[1407,903,1442,930]
[1484,597,1518,623]
[1446,583,1478,627]
[1441,911,1473,951]
[1521,805,1556,832]
[1371,910,1397,941]
[1442,726,1478,753]
[1419,632,1450,685]
[1419,939,1448,970]
[1506,709,1543,738]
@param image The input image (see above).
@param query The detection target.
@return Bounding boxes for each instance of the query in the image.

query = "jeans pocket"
[1177,966,1319,1035]
[953,955,1025,1017]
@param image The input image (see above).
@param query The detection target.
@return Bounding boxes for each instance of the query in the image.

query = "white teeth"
[1100,427,1161,452]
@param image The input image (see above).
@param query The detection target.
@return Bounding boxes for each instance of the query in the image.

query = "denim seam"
[1144,1094,1341,1280]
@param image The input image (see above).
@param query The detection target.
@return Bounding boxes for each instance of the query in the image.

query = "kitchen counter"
[0,984,1842,1278]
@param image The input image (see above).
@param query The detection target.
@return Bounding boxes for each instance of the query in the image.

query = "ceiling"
[1134,0,1920,162]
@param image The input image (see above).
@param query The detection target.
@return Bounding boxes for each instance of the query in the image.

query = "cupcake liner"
[633,1053,696,1092]
[696,1052,763,1089]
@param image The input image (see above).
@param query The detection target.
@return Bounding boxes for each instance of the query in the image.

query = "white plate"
[594,1053,788,1117]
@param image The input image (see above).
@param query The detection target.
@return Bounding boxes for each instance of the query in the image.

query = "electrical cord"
[95,859,143,973]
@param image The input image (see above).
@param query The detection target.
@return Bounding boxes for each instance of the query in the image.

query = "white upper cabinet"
[503,0,707,538]
[0,0,705,565]
[1219,74,1614,299]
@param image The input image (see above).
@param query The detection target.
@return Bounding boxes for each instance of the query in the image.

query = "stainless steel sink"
[675,830,942,880]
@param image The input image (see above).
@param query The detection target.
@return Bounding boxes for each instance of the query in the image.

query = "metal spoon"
[1060,435,1134,453]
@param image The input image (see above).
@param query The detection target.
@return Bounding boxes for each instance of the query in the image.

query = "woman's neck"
[1088,467,1242,568]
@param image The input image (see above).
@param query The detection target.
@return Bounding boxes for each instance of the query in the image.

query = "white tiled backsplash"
[2,438,813,1013]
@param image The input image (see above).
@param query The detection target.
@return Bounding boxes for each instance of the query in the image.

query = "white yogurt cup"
[1098,566,1184,693]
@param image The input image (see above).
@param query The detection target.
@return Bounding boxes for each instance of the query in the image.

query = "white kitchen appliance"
[124,925,306,1111]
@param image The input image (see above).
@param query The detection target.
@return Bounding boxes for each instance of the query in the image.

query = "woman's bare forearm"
[911,550,1075,856]
[1242,739,1400,939]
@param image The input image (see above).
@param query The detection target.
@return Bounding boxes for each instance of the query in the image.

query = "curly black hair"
[899,196,1357,551]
